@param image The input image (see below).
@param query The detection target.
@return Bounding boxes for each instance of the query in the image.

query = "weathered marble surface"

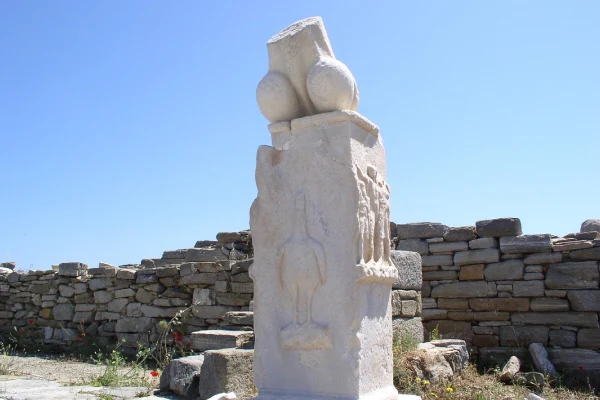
[251,17,400,399]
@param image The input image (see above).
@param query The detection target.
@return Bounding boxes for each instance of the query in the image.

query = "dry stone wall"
[396,217,600,369]
[0,232,254,352]
[2,216,599,372]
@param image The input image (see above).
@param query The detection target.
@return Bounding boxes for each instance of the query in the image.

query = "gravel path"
[0,355,184,400]
[2,354,109,385]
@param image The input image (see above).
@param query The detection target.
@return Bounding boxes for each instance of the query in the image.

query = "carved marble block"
[252,19,399,396]
[256,16,359,123]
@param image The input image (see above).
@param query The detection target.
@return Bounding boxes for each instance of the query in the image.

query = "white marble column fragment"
[251,17,399,400]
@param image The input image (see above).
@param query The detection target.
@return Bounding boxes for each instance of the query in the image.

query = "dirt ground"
[2,354,110,385]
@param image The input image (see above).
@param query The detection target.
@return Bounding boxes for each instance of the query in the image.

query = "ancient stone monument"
[251,17,400,400]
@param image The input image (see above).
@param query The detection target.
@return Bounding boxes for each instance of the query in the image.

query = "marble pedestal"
[250,111,399,400]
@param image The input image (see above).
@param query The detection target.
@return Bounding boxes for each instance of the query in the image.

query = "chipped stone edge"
[268,110,379,136]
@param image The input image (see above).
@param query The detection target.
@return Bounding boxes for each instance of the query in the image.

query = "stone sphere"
[256,71,302,123]
[306,57,357,113]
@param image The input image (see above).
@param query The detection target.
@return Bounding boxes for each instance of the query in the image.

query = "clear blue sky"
[1,1,599,270]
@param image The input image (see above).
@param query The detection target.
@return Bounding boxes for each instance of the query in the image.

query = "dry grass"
[394,349,599,400]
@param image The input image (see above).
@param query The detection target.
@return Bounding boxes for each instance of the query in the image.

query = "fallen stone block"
[189,330,254,352]
[223,311,254,326]
[160,355,205,397]
[412,339,468,383]
[529,343,558,377]
[199,348,254,400]
[499,355,520,383]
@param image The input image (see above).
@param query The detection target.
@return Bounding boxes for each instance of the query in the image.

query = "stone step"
[188,329,254,352]
[223,311,253,326]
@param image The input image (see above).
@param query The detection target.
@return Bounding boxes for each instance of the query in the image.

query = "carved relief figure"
[277,192,330,349]
[354,165,392,266]
[356,168,371,264]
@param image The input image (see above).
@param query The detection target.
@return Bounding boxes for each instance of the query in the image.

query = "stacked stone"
[390,251,424,344]
[0,230,254,351]
[395,217,600,370]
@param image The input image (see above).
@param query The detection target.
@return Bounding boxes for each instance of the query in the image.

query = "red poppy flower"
[185,342,191,349]
[578,366,584,371]
[176,332,183,342]
[28,319,34,325]
[150,370,159,377]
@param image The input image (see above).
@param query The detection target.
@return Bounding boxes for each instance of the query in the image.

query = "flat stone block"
[454,249,500,266]
[545,290,567,297]
[530,298,569,312]
[499,235,552,254]
[199,349,254,400]
[431,281,497,298]
[396,239,428,255]
[192,305,237,319]
[422,298,437,309]
[392,317,424,344]
[546,262,599,289]
[116,268,136,280]
[186,248,228,262]
[459,264,484,281]
[476,218,522,238]
[438,298,468,310]
[429,241,468,253]
[548,348,600,372]
[469,298,529,312]
[469,237,498,250]
[397,222,446,240]
[391,251,422,290]
[52,303,74,321]
[473,335,499,347]
[115,317,153,333]
[189,330,254,352]
[443,226,476,242]
[499,325,549,346]
[420,309,448,321]
[484,260,524,281]
[58,262,88,277]
[423,270,457,281]
[524,252,562,265]
[511,312,598,328]
[577,329,600,349]
[569,247,600,261]
[448,311,509,321]
[513,281,544,297]
[567,290,600,311]
[549,329,576,348]
[421,255,453,267]
[223,311,254,325]
[179,273,218,287]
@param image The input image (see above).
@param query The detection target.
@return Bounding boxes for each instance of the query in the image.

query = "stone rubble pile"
[395,217,600,373]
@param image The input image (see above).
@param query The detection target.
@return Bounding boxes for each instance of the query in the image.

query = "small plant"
[429,324,443,341]
[0,343,16,375]
[89,340,155,389]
